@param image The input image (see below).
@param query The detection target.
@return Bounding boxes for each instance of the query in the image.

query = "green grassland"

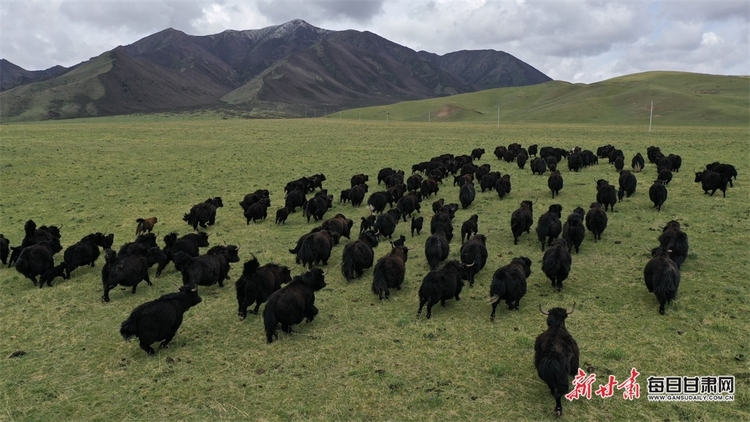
[0,117,748,421]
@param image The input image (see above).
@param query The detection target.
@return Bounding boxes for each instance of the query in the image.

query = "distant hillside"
[342,72,749,127]
[0,19,551,122]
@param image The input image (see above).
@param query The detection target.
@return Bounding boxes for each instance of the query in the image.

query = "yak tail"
[263,301,278,344]
[536,356,570,408]
[371,264,388,298]
[341,250,356,281]
[120,317,138,341]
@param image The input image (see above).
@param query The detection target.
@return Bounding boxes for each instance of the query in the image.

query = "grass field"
[0,117,748,421]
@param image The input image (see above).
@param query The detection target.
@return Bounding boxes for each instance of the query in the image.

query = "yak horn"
[567,302,576,316]
[539,304,549,315]
[488,295,500,304]
[465,261,475,267]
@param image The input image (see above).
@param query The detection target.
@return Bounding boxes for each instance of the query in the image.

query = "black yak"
[284,189,307,213]
[63,232,114,278]
[471,148,485,160]
[459,181,476,209]
[39,263,69,286]
[420,177,440,198]
[657,220,689,269]
[295,230,336,269]
[135,217,158,237]
[321,213,354,240]
[424,229,450,270]
[367,191,391,214]
[341,231,379,281]
[562,207,586,254]
[172,245,240,287]
[303,193,333,223]
[120,284,202,355]
[372,244,410,300]
[239,189,270,212]
[360,215,376,234]
[275,207,290,225]
[373,209,401,240]
[618,170,637,201]
[460,214,479,244]
[183,197,223,230]
[460,234,487,287]
[156,232,210,277]
[631,152,645,172]
[510,200,534,245]
[542,238,572,292]
[531,158,547,175]
[517,152,528,170]
[489,257,532,320]
[694,170,728,197]
[417,260,466,319]
[595,179,617,212]
[705,162,736,187]
[235,255,293,319]
[535,304,579,417]
[244,197,271,224]
[118,233,158,258]
[396,192,422,221]
[350,173,369,187]
[8,220,62,267]
[536,204,563,251]
[657,168,673,185]
[102,246,166,302]
[263,268,327,343]
[649,179,668,211]
[548,170,563,198]
[14,242,56,287]
[480,172,501,192]
[0,234,9,265]
[585,202,608,240]
[430,210,454,243]
[411,216,424,236]
[644,247,681,314]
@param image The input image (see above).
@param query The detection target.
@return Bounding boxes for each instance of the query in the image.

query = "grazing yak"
[644,247,681,315]
[535,304,579,417]
[510,200,534,245]
[649,179,668,211]
[172,245,240,287]
[184,197,223,230]
[135,217,158,237]
[694,170,729,197]
[562,207,586,254]
[536,204,563,251]
[156,232,210,277]
[372,243,410,300]
[585,202,608,240]
[471,148,485,160]
[417,260,466,319]
[489,257,532,320]
[411,216,424,237]
[235,255,293,319]
[459,234,488,288]
[341,231,379,281]
[263,268,327,344]
[120,284,202,355]
[102,246,166,302]
[63,232,114,278]
[542,238,572,292]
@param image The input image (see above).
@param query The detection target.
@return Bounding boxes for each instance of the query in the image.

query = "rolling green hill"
[340,72,749,127]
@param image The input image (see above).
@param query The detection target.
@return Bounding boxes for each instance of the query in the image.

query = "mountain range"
[0,19,551,121]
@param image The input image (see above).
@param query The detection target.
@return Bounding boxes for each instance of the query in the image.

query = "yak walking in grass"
[542,239,572,292]
[649,180,668,211]
[63,232,114,278]
[536,204,563,251]
[341,231,379,281]
[235,255,293,319]
[489,257,532,320]
[585,202,608,240]
[15,241,57,287]
[156,232,210,277]
[372,244,409,300]
[535,304,579,417]
[417,260,466,319]
[562,208,586,254]
[173,245,240,287]
[263,268,327,344]
[657,220,689,269]
[644,247,681,315]
[511,200,534,245]
[184,197,223,230]
[120,284,202,355]
[0,234,9,265]
[102,246,166,302]
[460,234,487,288]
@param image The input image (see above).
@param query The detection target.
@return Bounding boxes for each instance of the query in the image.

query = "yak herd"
[2,140,737,417]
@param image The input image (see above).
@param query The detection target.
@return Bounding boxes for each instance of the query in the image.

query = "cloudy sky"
[1,0,747,83]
